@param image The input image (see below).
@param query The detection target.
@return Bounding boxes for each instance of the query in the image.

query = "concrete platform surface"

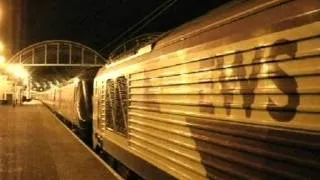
[0,102,120,180]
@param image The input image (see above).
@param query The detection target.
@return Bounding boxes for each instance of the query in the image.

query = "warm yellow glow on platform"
[0,55,5,64]
[6,64,29,79]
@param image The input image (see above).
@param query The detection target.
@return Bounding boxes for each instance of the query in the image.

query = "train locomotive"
[37,0,320,179]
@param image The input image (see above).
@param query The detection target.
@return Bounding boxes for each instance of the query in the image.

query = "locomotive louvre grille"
[115,76,128,133]
[98,81,106,130]
[106,79,115,129]
[99,76,128,134]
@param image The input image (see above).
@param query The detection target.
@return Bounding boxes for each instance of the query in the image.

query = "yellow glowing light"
[74,77,80,84]
[0,55,5,64]
[23,79,29,85]
[6,64,29,79]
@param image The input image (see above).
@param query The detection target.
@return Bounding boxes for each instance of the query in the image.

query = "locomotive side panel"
[38,88,55,109]
[57,83,77,125]
[128,38,320,179]
[94,0,320,179]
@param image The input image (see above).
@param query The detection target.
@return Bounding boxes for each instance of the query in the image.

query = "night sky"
[25,0,229,56]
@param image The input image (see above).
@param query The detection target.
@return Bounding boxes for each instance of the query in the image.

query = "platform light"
[23,78,29,85]
[74,77,80,84]
[6,64,29,79]
[0,55,5,64]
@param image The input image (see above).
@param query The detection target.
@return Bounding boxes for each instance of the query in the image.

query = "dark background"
[25,0,229,55]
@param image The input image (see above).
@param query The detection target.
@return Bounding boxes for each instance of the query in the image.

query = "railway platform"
[0,101,122,180]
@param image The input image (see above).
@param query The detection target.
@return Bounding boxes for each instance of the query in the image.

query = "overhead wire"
[125,0,178,40]
[99,0,177,53]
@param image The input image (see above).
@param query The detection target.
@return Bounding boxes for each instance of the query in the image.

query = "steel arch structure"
[9,40,106,67]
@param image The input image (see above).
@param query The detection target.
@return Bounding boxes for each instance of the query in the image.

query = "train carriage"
[36,68,98,143]
[93,0,320,179]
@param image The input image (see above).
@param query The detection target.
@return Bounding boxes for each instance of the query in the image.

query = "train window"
[115,76,128,134]
[106,79,115,129]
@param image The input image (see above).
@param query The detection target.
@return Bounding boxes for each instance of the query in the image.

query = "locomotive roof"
[102,0,248,64]
[61,67,99,86]
[153,0,247,50]
[95,0,250,77]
